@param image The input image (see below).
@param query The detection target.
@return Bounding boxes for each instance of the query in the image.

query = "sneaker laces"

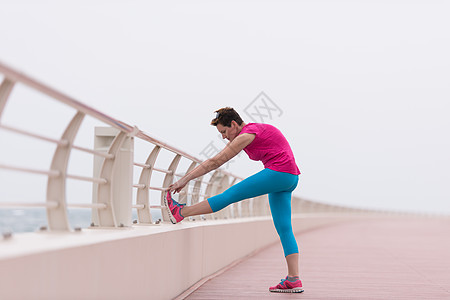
[173,199,185,208]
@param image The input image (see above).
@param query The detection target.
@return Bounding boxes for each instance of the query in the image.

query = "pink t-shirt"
[239,123,300,175]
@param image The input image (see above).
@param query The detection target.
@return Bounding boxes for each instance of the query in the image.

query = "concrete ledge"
[0,213,365,300]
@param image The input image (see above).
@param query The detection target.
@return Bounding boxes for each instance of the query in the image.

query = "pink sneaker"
[164,191,185,224]
[269,276,304,293]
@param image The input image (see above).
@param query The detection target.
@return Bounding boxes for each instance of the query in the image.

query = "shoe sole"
[269,288,304,293]
[163,192,177,224]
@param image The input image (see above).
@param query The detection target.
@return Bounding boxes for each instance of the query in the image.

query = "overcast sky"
[1,0,449,215]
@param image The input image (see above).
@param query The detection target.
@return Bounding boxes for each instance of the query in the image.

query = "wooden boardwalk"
[183,216,450,299]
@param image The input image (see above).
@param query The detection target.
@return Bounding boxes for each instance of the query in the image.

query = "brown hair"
[210,107,244,127]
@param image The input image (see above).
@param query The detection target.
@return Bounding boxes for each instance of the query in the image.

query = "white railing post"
[0,78,15,122]
[211,174,231,219]
[253,194,270,216]
[46,111,85,231]
[136,145,161,224]
[92,127,134,227]
[178,161,197,205]
[161,154,181,223]
[188,173,204,221]
[228,177,238,218]
[241,198,252,217]
[204,170,224,220]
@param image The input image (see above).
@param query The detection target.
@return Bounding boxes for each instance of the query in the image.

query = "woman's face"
[216,121,240,142]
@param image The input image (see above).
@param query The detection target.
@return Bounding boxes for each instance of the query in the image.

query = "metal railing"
[0,61,367,233]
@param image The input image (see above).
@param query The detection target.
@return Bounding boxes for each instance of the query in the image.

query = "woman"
[165,107,303,293]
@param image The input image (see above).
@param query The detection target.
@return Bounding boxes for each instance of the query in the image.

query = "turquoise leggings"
[207,168,299,257]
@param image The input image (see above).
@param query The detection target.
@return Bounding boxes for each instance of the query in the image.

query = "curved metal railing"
[0,61,366,233]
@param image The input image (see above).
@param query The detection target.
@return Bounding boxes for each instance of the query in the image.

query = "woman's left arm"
[168,133,255,193]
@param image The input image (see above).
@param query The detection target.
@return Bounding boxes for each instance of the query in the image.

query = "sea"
[0,208,147,234]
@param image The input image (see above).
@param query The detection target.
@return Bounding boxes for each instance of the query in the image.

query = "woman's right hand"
[168,177,188,194]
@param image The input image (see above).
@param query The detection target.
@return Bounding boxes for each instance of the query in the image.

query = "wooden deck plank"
[185,216,450,299]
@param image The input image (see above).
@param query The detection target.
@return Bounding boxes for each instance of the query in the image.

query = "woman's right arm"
[168,133,255,193]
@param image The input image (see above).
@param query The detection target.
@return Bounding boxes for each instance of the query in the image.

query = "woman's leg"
[269,189,300,277]
[181,168,294,217]
[285,253,299,277]
[207,168,298,213]
[182,199,212,217]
